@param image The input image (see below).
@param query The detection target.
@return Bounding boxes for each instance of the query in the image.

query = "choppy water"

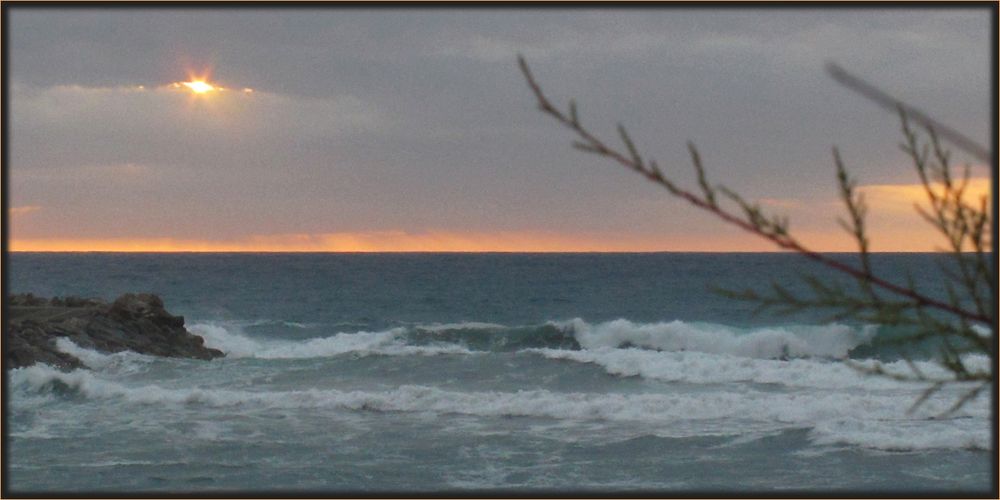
[5,253,995,494]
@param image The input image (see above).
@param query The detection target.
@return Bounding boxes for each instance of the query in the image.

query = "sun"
[181,80,216,94]
[167,71,251,96]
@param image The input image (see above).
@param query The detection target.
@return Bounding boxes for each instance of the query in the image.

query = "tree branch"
[518,55,991,325]
[826,62,991,163]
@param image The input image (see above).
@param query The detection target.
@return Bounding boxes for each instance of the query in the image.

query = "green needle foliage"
[518,56,995,414]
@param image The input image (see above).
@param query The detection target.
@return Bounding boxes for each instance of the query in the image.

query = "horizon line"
[7,249,955,254]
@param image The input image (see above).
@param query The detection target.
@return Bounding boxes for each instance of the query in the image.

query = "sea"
[5,252,995,494]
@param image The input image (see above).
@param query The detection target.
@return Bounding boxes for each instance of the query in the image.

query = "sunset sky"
[6,7,993,252]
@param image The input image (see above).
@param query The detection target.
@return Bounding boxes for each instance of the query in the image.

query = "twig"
[826,62,991,163]
[518,55,991,325]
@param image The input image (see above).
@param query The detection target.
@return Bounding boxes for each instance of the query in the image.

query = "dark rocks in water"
[5,293,224,370]
[52,295,106,308]
[8,293,49,307]
[109,293,186,328]
[7,323,87,371]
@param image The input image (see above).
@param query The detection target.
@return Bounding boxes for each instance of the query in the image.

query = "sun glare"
[167,71,252,96]
[182,80,216,94]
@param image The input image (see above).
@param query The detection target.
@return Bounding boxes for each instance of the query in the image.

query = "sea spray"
[556,318,877,359]
[9,252,991,492]
[190,322,473,358]
[9,361,988,451]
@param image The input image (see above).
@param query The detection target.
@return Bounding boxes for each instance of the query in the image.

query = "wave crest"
[556,318,876,359]
[189,322,472,359]
[192,317,884,361]
[10,364,989,451]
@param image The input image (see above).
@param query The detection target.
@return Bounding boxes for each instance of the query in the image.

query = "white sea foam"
[8,459,193,470]
[809,417,991,451]
[189,322,472,359]
[555,318,876,359]
[218,318,320,329]
[971,324,992,338]
[10,363,989,451]
[194,317,880,360]
[527,347,984,391]
[54,338,154,374]
[54,337,116,367]
[189,324,264,358]
[414,322,508,333]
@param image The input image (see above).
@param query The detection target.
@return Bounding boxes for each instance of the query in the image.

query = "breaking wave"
[554,318,877,359]
[189,322,472,359]
[527,347,991,390]
[10,363,989,451]
[190,317,885,360]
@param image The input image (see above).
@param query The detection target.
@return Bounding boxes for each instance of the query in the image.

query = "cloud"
[733,178,992,252]
[858,177,991,214]
[758,198,807,210]
[10,175,991,252]
[10,82,383,170]
[8,81,389,238]
[16,81,381,134]
[435,30,671,63]
[6,9,989,252]
[859,178,992,251]
[9,205,42,217]
[15,162,157,183]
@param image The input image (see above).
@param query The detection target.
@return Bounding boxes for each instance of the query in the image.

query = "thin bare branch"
[518,55,991,325]
[827,62,991,162]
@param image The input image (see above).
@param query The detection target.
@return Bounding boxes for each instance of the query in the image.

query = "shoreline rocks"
[6,293,224,370]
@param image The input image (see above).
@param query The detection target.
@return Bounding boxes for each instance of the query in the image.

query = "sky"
[6,6,994,252]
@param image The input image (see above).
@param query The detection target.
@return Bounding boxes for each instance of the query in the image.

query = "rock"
[8,293,48,307]
[59,296,106,308]
[6,322,86,371]
[109,293,186,328]
[5,293,224,370]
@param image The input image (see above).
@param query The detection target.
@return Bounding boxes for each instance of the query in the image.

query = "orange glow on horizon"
[6,229,958,253]
[858,178,991,212]
[854,178,992,252]
[10,180,989,253]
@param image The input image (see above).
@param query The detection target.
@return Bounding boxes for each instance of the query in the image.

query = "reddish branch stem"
[519,57,991,325]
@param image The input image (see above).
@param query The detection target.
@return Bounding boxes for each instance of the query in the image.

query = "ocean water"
[5,252,995,494]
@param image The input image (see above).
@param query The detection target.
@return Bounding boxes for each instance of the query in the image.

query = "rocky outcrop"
[6,293,224,370]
